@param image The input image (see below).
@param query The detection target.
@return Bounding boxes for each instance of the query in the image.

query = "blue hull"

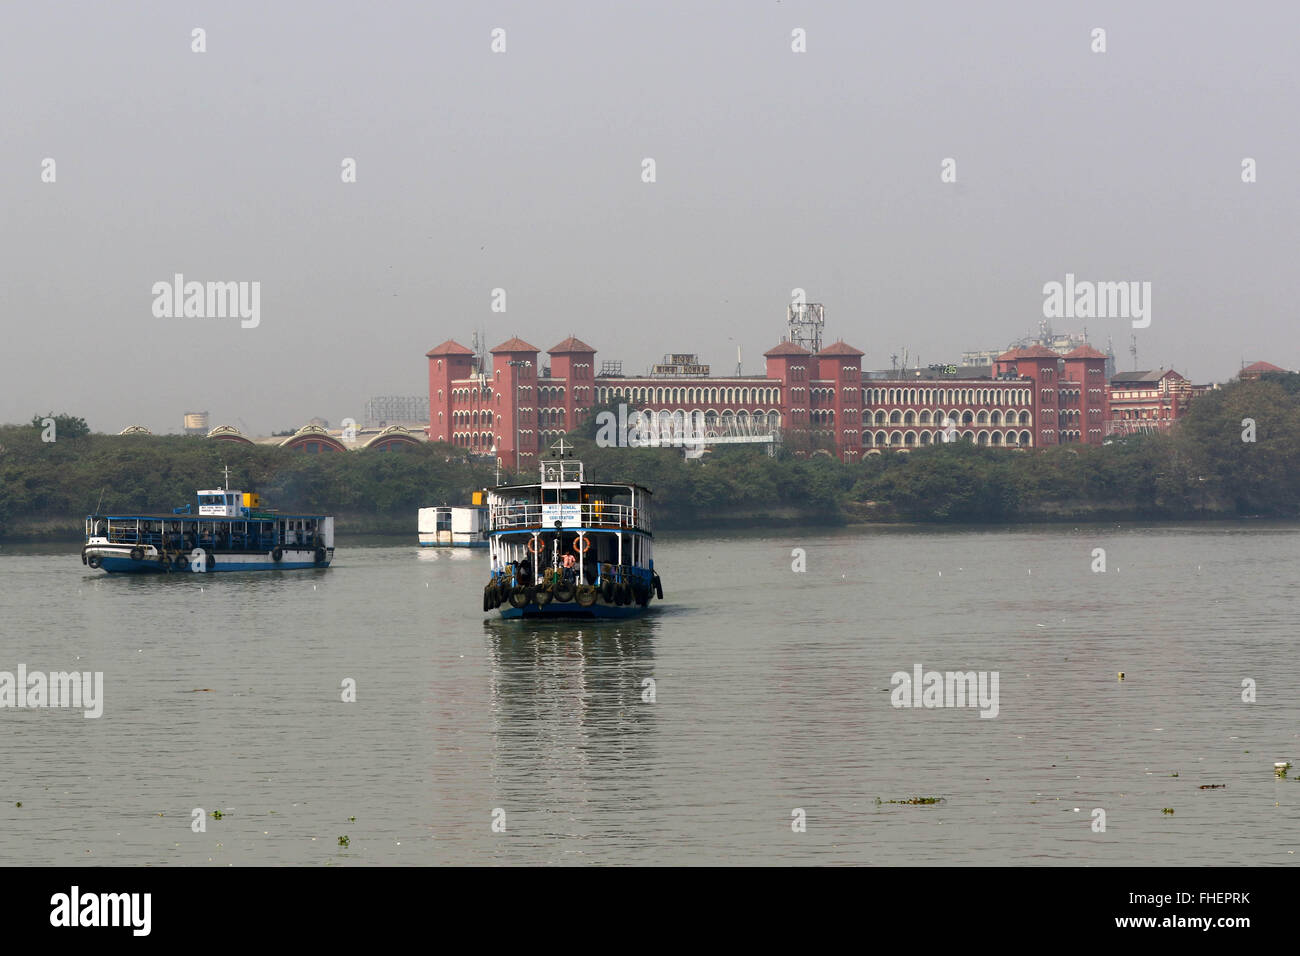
[96,557,329,574]
[418,542,488,548]
[497,601,650,619]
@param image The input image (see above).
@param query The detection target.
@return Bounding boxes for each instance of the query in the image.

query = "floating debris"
[876,796,945,805]
[1198,784,1226,790]
[1161,808,1175,815]
[337,835,350,847]
[1118,672,1125,681]
[1275,761,1291,778]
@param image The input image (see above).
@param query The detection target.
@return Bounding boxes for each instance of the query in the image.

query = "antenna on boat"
[222,464,232,490]
[550,438,572,458]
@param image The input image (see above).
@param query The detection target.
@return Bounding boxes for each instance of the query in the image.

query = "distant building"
[364,395,429,427]
[1105,369,1207,436]
[425,311,1208,462]
[183,411,209,436]
[1239,360,1289,381]
[964,322,1116,378]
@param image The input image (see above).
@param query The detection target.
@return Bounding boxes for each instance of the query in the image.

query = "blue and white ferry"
[482,440,663,618]
[82,470,334,574]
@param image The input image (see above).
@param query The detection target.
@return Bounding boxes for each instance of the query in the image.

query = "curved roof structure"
[280,423,347,452]
[362,424,423,450]
[207,424,253,444]
[118,424,152,435]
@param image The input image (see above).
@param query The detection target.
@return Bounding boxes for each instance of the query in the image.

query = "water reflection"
[481,617,660,838]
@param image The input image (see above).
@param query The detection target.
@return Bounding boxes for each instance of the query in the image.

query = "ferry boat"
[418,500,488,548]
[82,471,334,574]
[481,440,663,618]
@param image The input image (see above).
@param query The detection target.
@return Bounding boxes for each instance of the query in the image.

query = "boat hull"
[496,600,651,619]
[85,546,332,574]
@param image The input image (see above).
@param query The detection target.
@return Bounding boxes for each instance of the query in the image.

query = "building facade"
[426,332,1192,463]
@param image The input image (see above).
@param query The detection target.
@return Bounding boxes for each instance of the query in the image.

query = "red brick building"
[426,332,1185,463]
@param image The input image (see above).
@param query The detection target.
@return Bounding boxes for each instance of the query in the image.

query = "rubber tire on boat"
[203,550,215,572]
[87,554,101,569]
[654,574,663,599]
[81,552,87,565]
[576,584,598,607]
[634,584,649,607]
[314,546,327,565]
[534,585,553,607]
[600,579,615,603]
[509,586,529,609]
[271,546,283,562]
[130,547,144,562]
[483,584,494,612]
[553,580,576,603]
[616,582,631,605]
[174,553,189,570]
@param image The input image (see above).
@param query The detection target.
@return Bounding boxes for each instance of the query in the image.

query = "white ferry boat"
[418,501,488,548]
[482,440,663,618]
[82,470,334,573]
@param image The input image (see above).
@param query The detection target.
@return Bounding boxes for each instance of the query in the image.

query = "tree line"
[1,373,1296,539]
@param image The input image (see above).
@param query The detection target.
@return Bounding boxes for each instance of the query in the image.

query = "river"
[0,523,1296,865]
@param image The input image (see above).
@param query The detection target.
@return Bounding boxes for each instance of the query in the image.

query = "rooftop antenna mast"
[786,301,825,354]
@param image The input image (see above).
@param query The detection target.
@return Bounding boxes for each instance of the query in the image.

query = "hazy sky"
[4,1,1297,434]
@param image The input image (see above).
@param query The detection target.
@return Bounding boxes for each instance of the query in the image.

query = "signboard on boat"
[541,503,582,527]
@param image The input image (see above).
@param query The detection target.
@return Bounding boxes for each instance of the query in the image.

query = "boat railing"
[489,501,650,532]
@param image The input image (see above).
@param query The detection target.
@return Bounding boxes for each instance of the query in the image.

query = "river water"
[0,523,1297,865]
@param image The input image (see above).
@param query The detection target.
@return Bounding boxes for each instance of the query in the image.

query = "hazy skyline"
[4,1,1297,434]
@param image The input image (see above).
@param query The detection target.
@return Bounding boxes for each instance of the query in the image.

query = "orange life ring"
[527,537,544,553]
[572,537,591,554]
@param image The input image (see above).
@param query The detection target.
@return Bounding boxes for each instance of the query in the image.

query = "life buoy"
[87,554,102,569]
[509,586,529,609]
[575,585,598,607]
[130,547,144,562]
[527,537,543,554]
[572,537,591,554]
[271,547,283,562]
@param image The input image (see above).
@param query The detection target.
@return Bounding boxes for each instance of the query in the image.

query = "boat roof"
[88,512,330,520]
[489,481,653,496]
